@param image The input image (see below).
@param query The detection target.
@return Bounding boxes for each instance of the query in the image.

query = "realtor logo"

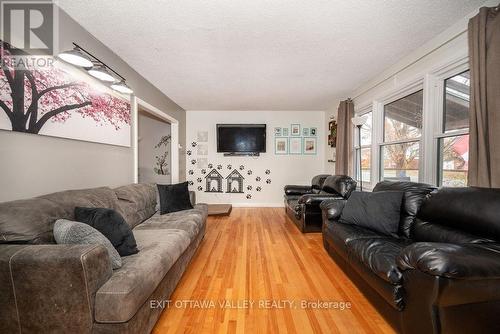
[1,1,58,54]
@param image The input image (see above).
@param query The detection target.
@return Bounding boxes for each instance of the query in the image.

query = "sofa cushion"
[0,198,65,243]
[373,181,435,238]
[321,175,357,198]
[94,228,191,323]
[347,238,411,285]
[134,204,208,242]
[157,182,193,214]
[340,191,404,238]
[114,183,157,229]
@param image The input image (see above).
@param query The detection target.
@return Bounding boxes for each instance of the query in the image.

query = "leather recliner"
[284,175,356,232]
[321,181,500,334]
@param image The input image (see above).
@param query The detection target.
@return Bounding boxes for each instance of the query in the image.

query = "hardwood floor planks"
[153,208,394,334]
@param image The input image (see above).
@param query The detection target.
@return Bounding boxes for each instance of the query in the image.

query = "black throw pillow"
[74,207,139,256]
[157,182,193,215]
[339,191,403,238]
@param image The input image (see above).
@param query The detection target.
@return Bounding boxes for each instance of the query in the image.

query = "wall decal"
[197,177,202,183]
[190,159,196,165]
[256,186,262,192]
[201,169,207,174]
[303,137,317,155]
[265,169,271,175]
[225,170,244,193]
[208,163,213,169]
[197,131,208,142]
[188,170,194,175]
[266,179,271,184]
[246,194,252,199]
[256,176,261,182]
[289,137,302,155]
[197,186,203,191]
[191,142,197,147]
[247,170,253,175]
[188,181,194,186]
[247,185,253,191]
[0,42,130,146]
[217,164,223,170]
[291,124,301,136]
[239,165,245,171]
[186,150,192,156]
[227,164,232,170]
[154,135,171,175]
[205,169,223,193]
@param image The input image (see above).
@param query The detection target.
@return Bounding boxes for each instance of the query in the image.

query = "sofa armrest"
[298,193,343,206]
[0,244,112,333]
[284,185,312,196]
[189,190,196,206]
[320,198,347,222]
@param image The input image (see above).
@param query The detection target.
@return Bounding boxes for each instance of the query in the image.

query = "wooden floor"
[153,208,394,334]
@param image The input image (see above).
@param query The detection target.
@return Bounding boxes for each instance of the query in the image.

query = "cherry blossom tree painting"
[0,41,131,146]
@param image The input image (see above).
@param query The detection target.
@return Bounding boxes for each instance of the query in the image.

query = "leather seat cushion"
[346,238,411,285]
[94,228,191,323]
[326,222,386,254]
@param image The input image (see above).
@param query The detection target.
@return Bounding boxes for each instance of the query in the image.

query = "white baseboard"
[228,203,285,208]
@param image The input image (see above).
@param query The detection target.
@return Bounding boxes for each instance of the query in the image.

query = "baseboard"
[229,203,284,208]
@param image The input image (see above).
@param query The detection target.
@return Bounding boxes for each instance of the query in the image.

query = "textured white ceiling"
[58,0,484,110]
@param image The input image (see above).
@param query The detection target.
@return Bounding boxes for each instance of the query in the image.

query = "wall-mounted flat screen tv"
[216,124,266,154]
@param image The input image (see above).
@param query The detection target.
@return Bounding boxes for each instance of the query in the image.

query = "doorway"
[132,97,179,184]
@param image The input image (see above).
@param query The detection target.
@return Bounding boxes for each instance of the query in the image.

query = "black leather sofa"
[284,175,356,232]
[321,181,500,334]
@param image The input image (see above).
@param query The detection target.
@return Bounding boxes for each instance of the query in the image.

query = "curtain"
[468,5,500,187]
[335,99,354,176]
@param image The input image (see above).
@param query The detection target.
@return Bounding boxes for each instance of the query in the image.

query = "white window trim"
[354,56,469,187]
[353,105,373,189]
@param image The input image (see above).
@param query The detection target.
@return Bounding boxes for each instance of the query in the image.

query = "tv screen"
[217,124,266,153]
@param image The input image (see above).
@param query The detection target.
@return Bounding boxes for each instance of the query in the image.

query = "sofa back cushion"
[114,183,157,229]
[0,187,119,244]
[373,181,435,238]
[321,175,357,198]
[311,174,331,194]
[416,187,500,242]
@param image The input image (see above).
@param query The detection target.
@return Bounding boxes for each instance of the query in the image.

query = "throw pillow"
[339,191,403,237]
[74,207,139,256]
[157,182,194,215]
[53,219,122,269]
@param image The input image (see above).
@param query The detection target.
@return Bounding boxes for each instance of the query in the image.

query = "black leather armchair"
[321,182,500,334]
[284,175,356,233]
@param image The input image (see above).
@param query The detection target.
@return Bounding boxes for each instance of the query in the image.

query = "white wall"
[186,110,326,206]
[138,113,171,184]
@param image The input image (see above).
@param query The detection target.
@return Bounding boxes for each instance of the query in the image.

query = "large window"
[438,71,470,186]
[381,90,423,182]
[354,111,372,187]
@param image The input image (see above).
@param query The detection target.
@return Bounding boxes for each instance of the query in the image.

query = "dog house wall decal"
[205,169,223,192]
[225,170,245,193]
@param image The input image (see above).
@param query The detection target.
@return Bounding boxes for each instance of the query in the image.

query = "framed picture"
[329,121,337,147]
[282,127,289,136]
[310,127,317,136]
[289,137,302,155]
[274,127,282,136]
[275,137,288,155]
[302,127,310,136]
[303,137,317,155]
[291,124,301,136]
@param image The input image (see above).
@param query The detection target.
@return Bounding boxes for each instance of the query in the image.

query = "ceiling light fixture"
[88,64,117,82]
[111,80,134,94]
[57,47,93,68]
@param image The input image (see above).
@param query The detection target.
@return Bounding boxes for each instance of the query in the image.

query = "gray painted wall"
[0,7,186,202]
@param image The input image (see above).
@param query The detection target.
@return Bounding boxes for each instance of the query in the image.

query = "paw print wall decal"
[187,150,192,156]
[247,185,253,191]
[255,176,261,182]
[191,142,197,147]
[191,160,196,165]
[217,164,223,170]
[239,165,245,171]
[266,179,271,184]
[208,163,213,169]
[246,194,252,199]
[201,169,207,174]
[247,170,253,175]
[188,170,194,175]
[265,169,271,175]
[197,186,203,191]
[197,177,202,183]
[188,181,194,186]
[256,186,262,192]
[227,164,232,170]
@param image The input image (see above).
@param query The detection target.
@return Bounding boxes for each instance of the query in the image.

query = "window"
[438,70,470,186]
[354,111,372,188]
[381,90,423,182]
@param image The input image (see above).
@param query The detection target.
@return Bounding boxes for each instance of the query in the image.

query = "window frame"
[353,107,373,189]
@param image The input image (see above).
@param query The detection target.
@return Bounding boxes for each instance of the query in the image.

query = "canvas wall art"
[0,42,131,147]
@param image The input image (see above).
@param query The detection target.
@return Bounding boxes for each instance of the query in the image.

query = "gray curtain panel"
[335,99,354,176]
[468,5,500,187]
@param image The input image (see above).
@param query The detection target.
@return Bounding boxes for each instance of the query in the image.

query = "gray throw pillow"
[54,219,122,269]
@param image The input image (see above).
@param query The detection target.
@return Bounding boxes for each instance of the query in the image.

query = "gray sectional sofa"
[0,183,207,334]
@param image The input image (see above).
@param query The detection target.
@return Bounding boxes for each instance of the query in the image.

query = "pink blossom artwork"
[0,41,131,146]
